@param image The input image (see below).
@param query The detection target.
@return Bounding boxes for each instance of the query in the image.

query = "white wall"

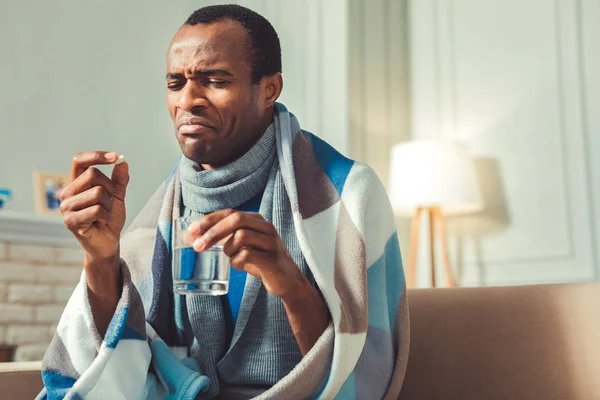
[0,0,186,218]
[0,0,348,220]
[408,0,600,286]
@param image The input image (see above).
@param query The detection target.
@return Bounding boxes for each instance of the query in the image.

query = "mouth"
[177,117,215,135]
[178,124,213,135]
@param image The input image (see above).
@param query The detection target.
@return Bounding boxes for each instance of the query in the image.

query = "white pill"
[114,155,126,165]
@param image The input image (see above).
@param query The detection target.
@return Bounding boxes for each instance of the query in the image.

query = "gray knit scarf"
[179,123,313,399]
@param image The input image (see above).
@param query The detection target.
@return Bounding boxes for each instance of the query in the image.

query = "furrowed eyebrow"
[197,69,234,78]
[166,69,234,80]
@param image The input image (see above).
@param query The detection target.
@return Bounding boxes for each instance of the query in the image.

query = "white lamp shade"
[388,140,483,216]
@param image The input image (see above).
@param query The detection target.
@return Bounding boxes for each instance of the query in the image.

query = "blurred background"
[0,0,598,361]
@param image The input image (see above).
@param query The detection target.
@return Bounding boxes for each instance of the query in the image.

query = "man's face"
[166,20,265,167]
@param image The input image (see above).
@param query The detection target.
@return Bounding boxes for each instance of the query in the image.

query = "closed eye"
[167,82,185,91]
[207,80,229,88]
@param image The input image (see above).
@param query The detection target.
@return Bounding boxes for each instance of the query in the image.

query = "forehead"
[167,20,251,71]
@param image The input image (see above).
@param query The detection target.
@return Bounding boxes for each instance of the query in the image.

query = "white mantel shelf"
[0,210,78,247]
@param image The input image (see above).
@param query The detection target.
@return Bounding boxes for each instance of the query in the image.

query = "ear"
[260,73,283,108]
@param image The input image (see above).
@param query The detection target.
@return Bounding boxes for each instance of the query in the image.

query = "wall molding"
[446,0,584,265]
[410,0,597,285]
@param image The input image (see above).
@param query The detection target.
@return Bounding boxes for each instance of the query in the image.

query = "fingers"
[229,248,272,275]
[190,210,276,252]
[67,151,130,203]
[222,229,277,256]
[63,205,111,236]
[71,151,119,181]
[60,186,113,214]
[61,167,116,201]
[188,209,263,236]
[110,162,129,201]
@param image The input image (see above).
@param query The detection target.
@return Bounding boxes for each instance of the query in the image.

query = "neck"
[201,114,273,171]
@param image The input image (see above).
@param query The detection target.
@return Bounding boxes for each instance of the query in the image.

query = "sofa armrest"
[0,361,43,400]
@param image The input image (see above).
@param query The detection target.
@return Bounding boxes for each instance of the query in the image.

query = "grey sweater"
[179,124,314,399]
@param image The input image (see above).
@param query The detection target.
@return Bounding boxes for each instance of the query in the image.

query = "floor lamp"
[388,141,483,288]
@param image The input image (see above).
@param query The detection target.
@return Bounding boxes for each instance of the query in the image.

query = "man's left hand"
[188,209,305,299]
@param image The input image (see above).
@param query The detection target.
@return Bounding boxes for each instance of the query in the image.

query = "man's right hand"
[60,151,129,336]
[61,151,129,262]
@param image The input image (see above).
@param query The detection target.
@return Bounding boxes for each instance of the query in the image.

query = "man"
[39,5,409,400]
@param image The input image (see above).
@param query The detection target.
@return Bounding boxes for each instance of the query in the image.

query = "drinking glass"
[173,216,230,295]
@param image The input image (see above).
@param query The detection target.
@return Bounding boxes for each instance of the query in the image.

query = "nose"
[176,81,209,113]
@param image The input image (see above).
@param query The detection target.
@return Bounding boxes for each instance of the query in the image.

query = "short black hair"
[185,4,282,84]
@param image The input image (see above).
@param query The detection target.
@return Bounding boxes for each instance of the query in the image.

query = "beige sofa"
[0,361,43,399]
[2,283,599,399]
[399,283,600,400]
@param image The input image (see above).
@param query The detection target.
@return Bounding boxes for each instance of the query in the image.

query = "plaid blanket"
[37,103,409,399]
